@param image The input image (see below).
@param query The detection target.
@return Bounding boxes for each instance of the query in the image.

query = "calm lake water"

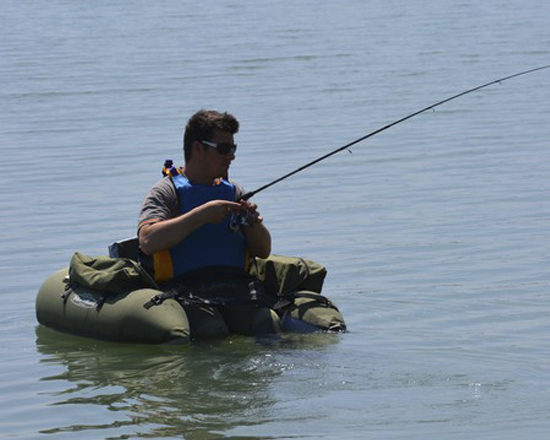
[1,1,549,439]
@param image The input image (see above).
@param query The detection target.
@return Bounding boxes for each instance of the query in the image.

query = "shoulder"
[227,180,245,200]
[138,177,179,228]
[147,177,178,203]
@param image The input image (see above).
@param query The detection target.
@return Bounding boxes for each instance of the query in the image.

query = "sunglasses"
[200,140,237,155]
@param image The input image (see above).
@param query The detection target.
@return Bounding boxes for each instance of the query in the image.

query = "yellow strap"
[153,250,174,283]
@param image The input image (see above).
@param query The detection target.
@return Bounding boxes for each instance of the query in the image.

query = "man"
[138,110,281,338]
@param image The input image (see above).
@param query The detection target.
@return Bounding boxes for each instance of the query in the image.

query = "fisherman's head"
[183,110,239,163]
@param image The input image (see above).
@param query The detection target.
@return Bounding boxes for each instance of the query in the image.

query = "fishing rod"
[240,64,550,201]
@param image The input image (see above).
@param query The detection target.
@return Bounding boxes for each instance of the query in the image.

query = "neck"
[184,163,215,186]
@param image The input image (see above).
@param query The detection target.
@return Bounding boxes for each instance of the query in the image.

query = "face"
[199,129,236,180]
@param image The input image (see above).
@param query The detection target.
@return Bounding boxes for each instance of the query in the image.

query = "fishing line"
[240,64,550,201]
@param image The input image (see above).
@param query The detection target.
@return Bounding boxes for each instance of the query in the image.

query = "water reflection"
[35,326,340,439]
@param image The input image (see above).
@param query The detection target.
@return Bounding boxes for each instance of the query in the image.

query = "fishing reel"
[229,210,253,233]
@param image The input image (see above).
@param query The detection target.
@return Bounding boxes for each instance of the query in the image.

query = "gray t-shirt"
[138,177,179,230]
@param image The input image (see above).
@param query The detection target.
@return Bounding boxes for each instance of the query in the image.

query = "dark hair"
[183,110,239,162]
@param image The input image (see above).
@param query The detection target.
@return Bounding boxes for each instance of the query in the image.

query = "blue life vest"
[165,174,247,278]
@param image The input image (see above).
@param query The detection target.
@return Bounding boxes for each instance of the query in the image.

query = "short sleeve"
[138,177,179,232]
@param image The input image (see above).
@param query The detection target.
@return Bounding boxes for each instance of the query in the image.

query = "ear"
[191,140,204,158]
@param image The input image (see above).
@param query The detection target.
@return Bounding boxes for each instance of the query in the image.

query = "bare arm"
[239,201,272,258]
[242,222,272,258]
